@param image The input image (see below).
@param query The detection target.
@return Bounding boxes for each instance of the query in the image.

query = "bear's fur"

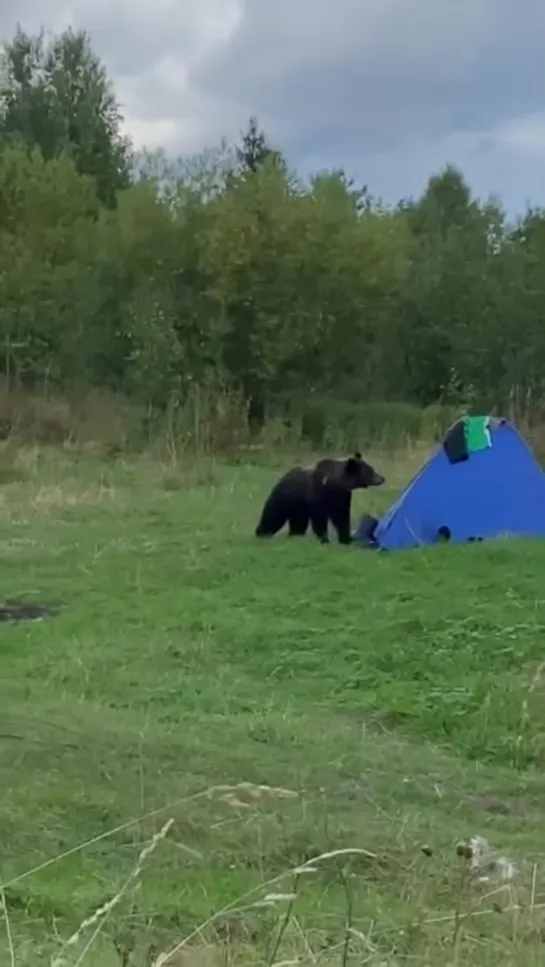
[255,452,385,544]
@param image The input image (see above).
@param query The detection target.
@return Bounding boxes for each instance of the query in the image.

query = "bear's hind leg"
[255,495,288,537]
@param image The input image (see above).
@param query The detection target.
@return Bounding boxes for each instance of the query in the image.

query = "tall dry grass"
[0,379,544,463]
[2,785,540,966]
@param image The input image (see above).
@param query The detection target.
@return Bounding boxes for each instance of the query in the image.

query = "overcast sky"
[2,0,545,215]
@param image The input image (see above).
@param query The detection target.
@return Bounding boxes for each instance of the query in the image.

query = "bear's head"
[343,452,385,490]
[316,453,385,491]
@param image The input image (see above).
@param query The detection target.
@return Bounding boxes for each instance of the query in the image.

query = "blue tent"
[354,416,545,551]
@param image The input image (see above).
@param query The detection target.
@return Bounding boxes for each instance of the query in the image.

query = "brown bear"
[255,452,385,545]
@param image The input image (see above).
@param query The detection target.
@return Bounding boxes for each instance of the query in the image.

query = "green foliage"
[1,25,545,423]
[233,114,287,178]
[0,25,131,206]
[290,398,459,450]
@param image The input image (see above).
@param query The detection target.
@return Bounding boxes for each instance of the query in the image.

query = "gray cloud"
[1,0,545,213]
[192,0,545,153]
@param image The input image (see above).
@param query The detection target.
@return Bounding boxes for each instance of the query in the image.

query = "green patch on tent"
[464,415,491,454]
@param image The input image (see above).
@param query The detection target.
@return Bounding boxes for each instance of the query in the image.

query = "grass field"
[2,442,545,965]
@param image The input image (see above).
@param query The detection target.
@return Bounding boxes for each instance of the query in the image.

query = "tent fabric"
[354,417,545,552]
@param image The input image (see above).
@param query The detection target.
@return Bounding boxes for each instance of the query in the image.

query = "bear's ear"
[353,451,362,460]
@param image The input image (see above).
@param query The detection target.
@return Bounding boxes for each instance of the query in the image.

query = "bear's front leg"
[330,496,352,544]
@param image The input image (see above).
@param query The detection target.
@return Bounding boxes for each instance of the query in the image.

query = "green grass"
[1,443,545,965]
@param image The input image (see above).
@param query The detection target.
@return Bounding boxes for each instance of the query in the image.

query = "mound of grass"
[0,446,544,965]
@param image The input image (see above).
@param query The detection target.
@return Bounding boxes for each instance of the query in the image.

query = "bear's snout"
[371,472,385,486]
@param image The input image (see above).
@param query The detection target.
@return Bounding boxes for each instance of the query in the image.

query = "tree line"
[1,24,545,435]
